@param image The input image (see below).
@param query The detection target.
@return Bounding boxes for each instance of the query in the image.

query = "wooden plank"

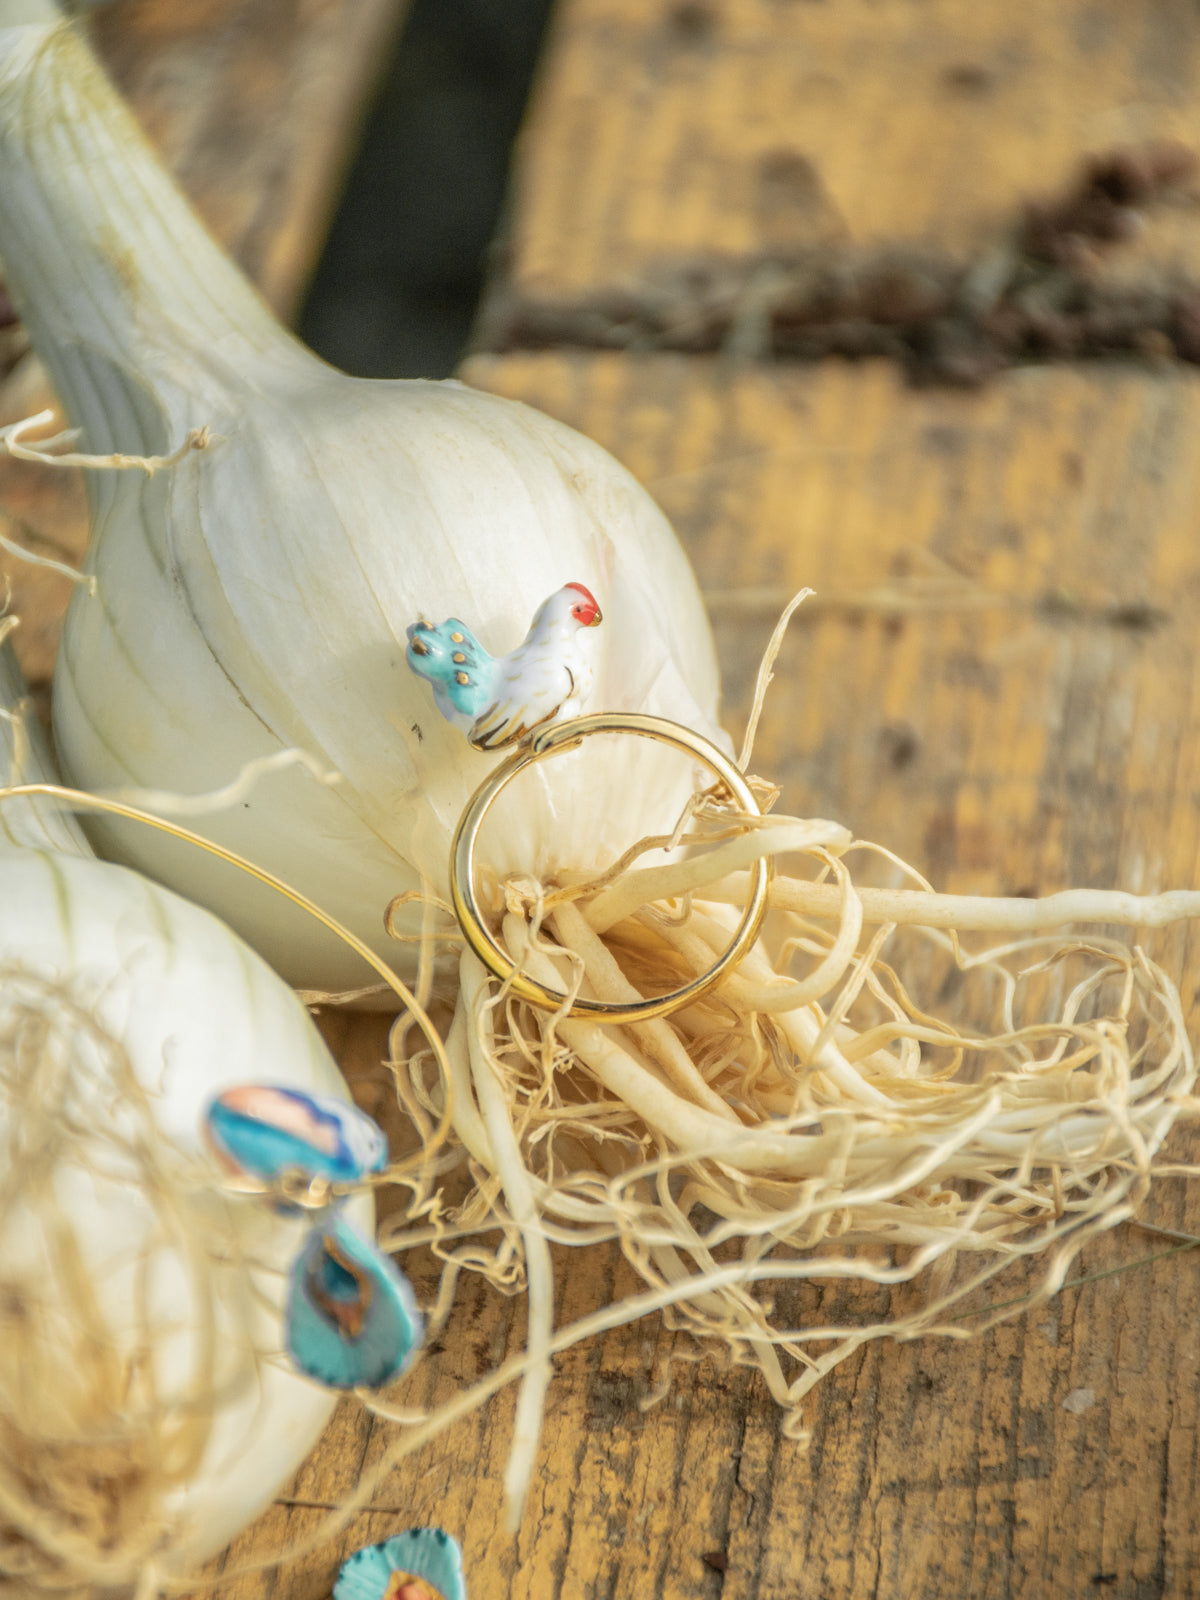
[486,0,1200,363]
[186,350,1200,1599]
[509,0,1200,286]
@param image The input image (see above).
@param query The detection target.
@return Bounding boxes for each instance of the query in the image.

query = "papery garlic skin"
[0,17,724,990]
[0,644,373,1580]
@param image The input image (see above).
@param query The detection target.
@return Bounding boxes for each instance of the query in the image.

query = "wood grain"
[505,0,1200,300]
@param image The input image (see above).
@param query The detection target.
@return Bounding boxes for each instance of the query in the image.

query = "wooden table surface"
[10,3,1200,1598]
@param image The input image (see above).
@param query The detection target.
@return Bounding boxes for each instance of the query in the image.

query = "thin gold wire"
[449,713,771,1022]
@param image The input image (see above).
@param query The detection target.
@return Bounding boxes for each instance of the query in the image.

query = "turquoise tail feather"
[404,618,494,721]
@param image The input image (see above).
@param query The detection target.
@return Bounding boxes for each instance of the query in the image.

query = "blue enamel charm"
[204,1084,388,1189]
[286,1215,423,1390]
[334,1527,466,1600]
[405,583,602,750]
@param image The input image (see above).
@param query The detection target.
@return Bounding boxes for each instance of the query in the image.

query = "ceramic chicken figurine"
[405,583,603,750]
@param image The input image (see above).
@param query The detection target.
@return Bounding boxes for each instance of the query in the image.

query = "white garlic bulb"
[0,11,724,991]
[0,640,374,1586]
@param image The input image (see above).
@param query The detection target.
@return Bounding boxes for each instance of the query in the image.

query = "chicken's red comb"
[563,582,602,626]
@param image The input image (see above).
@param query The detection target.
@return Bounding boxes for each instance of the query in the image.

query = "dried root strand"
[1,409,214,477]
[707,871,1200,932]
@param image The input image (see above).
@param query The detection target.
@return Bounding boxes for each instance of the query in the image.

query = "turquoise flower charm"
[334,1526,466,1600]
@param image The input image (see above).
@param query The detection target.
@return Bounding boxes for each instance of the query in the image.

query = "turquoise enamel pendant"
[204,1083,388,1190]
[202,1085,422,1390]
[286,1215,423,1390]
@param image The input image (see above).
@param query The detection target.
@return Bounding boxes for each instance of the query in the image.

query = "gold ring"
[449,712,770,1023]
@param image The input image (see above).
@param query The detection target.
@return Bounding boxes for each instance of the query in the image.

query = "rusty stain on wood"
[479,0,1200,382]
[477,139,1200,383]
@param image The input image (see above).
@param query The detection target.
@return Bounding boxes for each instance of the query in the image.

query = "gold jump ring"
[449,712,770,1023]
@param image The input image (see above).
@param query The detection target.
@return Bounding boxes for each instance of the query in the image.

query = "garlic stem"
[0,19,300,461]
[0,13,726,990]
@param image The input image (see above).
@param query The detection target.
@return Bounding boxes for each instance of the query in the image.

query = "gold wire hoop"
[449,712,771,1023]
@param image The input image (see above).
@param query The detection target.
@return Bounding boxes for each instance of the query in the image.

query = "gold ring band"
[449,712,770,1023]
